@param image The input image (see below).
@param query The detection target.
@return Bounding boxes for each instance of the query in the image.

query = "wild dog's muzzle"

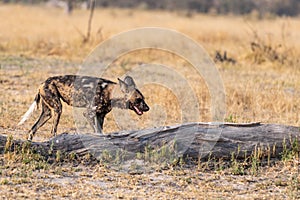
[129,98,149,115]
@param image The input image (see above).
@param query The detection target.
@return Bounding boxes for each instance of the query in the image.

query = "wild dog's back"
[40,75,116,108]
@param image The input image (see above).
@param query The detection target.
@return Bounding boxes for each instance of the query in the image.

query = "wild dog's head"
[118,76,149,115]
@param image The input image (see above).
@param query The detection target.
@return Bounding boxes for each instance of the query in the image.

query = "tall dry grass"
[1,4,300,59]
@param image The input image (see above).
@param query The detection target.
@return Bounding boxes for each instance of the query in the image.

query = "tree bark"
[1,123,299,162]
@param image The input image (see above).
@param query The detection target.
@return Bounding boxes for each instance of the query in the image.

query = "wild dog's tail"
[17,93,40,126]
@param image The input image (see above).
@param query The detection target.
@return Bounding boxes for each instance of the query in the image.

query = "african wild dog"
[18,75,149,140]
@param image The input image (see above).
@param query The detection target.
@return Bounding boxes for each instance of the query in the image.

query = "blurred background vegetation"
[3,0,300,17]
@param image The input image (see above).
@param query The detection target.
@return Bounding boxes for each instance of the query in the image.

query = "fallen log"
[1,123,299,162]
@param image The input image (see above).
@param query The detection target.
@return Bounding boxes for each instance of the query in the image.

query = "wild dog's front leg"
[83,108,97,133]
[95,113,105,134]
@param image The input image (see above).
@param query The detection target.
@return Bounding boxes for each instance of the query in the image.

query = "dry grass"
[0,159,298,199]
[0,4,299,199]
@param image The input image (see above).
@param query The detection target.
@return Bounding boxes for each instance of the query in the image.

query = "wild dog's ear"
[124,76,136,88]
[118,76,136,93]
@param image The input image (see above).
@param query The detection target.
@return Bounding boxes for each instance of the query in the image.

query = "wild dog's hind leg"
[28,101,52,140]
[42,98,62,137]
[51,105,62,137]
[40,84,63,137]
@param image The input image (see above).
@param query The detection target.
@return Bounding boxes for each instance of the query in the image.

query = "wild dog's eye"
[135,98,143,104]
